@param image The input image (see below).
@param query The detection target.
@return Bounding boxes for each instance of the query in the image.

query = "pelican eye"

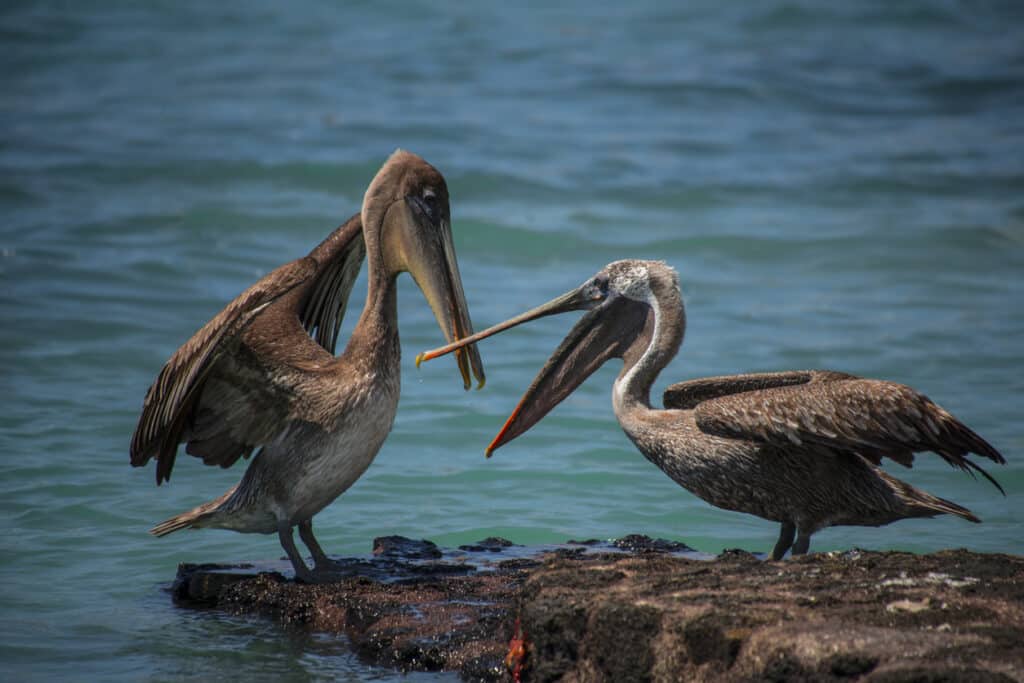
[420,189,438,219]
[591,275,610,299]
[408,189,440,223]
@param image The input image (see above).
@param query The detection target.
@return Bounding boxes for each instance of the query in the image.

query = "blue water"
[2,1,1023,680]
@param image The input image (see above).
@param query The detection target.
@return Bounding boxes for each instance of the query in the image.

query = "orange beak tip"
[414,352,425,369]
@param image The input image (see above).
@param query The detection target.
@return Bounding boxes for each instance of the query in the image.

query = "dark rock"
[760,650,813,682]
[393,561,474,582]
[168,537,1024,682]
[172,562,267,605]
[497,558,542,571]
[611,533,694,553]
[827,652,878,677]
[546,547,587,560]
[583,602,660,682]
[372,535,442,559]
[718,547,760,561]
[518,595,588,683]
[866,668,1017,683]
[459,537,517,553]
[459,654,507,682]
[681,612,749,667]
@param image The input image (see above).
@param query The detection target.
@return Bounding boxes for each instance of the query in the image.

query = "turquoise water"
[3,2,1023,680]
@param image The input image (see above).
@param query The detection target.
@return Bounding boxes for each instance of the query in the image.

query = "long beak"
[415,284,600,366]
[403,203,485,390]
[483,295,646,456]
[415,282,647,457]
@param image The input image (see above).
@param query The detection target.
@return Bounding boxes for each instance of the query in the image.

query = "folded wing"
[680,373,1005,492]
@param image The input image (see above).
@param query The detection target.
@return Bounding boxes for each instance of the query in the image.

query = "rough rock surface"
[170,537,1024,682]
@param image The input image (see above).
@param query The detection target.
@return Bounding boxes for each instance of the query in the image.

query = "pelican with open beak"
[417,259,1004,558]
[132,150,484,582]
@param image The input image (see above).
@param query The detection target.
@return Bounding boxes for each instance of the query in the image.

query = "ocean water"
[2,1,1023,680]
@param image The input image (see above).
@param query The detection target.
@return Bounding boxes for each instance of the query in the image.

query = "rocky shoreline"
[170,536,1024,682]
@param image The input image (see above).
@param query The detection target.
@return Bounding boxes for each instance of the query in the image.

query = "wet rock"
[611,533,694,553]
[172,562,268,605]
[459,537,517,553]
[372,535,442,559]
[497,557,543,571]
[168,538,1024,682]
[718,548,759,561]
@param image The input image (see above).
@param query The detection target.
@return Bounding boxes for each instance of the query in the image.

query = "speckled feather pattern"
[591,261,1002,550]
[620,406,972,534]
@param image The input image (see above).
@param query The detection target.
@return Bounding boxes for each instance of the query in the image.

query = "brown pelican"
[416,259,1005,559]
[130,150,484,582]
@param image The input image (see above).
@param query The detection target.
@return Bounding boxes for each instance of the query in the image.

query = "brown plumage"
[416,259,1006,559]
[131,150,485,582]
[131,218,364,484]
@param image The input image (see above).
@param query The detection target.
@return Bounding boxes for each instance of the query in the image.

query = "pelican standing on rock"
[131,151,485,582]
[416,260,1005,558]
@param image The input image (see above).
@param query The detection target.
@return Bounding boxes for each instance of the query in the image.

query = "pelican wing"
[131,216,368,485]
[130,255,318,483]
[690,376,1005,491]
[663,370,854,410]
[300,214,366,354]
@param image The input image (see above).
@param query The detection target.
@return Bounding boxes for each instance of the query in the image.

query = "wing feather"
[300,215,366,354]
[693,377,1005,492]
[129,256,316,482]
[131,215,367,485]
[663,370,854,410]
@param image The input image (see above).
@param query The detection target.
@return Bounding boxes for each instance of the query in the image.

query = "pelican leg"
[298,519,332,568]
[791,528,812,556]
[277,521,315,583]
[771,522,796,560]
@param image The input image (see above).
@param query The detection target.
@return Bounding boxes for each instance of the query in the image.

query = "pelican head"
[416,259,682,452]
[363,150,485,389]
